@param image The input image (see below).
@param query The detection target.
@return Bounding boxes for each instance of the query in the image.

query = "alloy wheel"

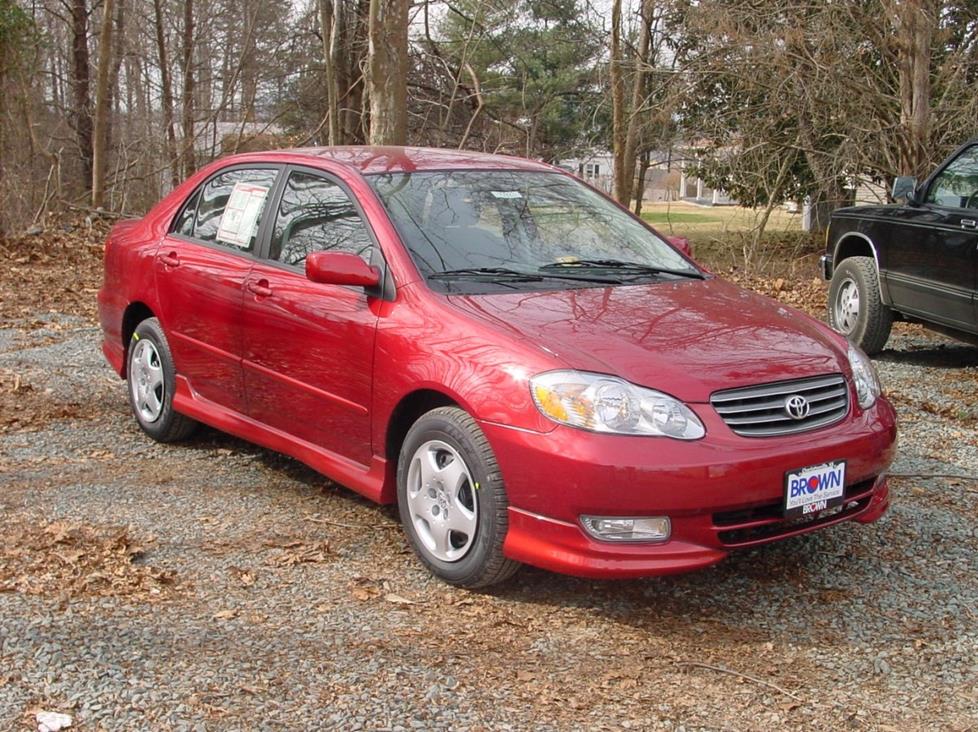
[129,339,165,423]
[405,439,479,562]
[834,277,860,334]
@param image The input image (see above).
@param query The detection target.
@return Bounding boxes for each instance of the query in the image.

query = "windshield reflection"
[368,170,699,292]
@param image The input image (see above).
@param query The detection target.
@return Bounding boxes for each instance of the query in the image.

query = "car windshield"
[367,170,700,293]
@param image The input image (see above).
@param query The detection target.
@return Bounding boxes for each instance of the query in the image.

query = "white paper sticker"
[490,190,523,199]
[217,182,269,248]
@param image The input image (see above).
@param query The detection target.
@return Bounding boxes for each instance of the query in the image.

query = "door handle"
[247,279,273,297]
[962,219,978,230]
[158,251,180,267]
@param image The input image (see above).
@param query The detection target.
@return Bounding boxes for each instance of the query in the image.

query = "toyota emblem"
[784,394,810,420]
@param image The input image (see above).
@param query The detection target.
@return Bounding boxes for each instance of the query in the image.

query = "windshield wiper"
[428,267,544,281]
[540,259,704,279]
[429,266,621,284]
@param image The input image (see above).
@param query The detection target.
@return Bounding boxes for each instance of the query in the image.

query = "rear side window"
[173,190,199,236]
[269,171,373,267]
[186,167,278,251]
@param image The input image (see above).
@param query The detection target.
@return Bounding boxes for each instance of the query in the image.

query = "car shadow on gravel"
[878,342,978,369]
[481,525,888,645]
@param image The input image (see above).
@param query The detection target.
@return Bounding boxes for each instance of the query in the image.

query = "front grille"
[711,374,849,437]
[713,478,876,546]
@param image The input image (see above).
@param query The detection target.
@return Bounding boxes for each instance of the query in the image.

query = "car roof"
[252,145,558,175]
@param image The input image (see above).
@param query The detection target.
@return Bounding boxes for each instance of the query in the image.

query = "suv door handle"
[962,219,978,230]
[246,279,273,297]
[158,251,180,267]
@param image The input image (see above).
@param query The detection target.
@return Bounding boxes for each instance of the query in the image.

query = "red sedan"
[98,147,896,587]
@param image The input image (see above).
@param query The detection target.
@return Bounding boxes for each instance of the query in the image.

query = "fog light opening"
[580,516,671,543]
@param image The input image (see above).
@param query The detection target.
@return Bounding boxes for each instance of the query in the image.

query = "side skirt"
[171,375,394,504]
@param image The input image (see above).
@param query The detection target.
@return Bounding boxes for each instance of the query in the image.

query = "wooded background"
[1,0,976,236]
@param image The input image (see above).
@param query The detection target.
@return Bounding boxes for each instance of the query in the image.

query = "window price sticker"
[217,182,269,248]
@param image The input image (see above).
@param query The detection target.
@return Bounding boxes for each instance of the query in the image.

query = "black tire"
[396,406,520,588]
[828,256,893,355]
[126,317,198,442]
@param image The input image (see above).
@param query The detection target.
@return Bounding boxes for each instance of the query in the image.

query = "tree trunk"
[633,151,651,216]
[91,0,115,207]
[319,0,341,145]
[70,0,93,189]
[893,0,934,177]
[104,0,125,164]
[366,0,409,145]
[152,0,180,187]
[609,0,627,203]
[621,0,655,207]
[180,0,196,177]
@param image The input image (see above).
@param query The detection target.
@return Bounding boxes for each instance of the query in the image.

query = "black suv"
[822,139,978,354]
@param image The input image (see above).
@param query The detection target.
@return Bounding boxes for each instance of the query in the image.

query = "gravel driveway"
[1,315,976,731]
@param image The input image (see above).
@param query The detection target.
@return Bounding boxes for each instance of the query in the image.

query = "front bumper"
[484,396,897,579]
[819,253,834,280]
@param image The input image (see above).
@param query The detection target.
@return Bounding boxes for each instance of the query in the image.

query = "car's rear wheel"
[828,256,893,355]
[127,318,197,442]
[397,407,520,588]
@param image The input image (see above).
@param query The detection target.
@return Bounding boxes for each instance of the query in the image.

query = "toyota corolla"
[98,146,897,587]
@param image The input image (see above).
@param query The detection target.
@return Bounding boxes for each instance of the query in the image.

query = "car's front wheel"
[828,256,893,355]
[397,407,520,588]
[127,317,198,442]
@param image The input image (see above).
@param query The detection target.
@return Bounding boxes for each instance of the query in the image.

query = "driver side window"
[269,171,373,267]
[926,146,978,209]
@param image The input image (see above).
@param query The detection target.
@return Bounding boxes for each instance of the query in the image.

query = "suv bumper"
[819,253,834,280]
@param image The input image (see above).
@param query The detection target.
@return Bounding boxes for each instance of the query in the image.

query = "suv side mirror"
[891,176,918,204]
[306,251,380,288]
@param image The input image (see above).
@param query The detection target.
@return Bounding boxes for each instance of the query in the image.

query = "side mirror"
[306,251,380,288]
[891,176,918,204]
[666,235,692,258]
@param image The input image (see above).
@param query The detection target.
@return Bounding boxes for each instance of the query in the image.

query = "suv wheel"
[397,407,520,588]
[828,256,893,355]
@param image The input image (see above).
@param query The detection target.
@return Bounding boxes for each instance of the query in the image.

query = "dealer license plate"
[784,461,846,519]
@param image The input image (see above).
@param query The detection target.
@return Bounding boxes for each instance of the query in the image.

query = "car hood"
[446,278,848,403]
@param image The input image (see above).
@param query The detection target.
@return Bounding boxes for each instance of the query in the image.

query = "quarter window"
[269,171,373,267]
[926,146,978,209]
[173,190,199,236]
[189,168,278,250]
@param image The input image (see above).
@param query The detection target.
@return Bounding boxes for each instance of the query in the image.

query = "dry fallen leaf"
[384,593,418,606]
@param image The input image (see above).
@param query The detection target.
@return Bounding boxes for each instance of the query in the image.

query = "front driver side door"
[885,144,978,330]
[241,167,381,467]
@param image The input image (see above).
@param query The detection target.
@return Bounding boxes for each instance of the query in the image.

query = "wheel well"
[385,389,458,462]
[834,235,875,266]
[121,302,155,366]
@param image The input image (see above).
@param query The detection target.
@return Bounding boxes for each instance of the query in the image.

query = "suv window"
[926,146,978,209]
[269,171,373,267]
[189,168,278,250]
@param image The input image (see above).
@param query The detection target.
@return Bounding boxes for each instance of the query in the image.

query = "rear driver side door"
[241,167,381,467]
[155,165,280,413]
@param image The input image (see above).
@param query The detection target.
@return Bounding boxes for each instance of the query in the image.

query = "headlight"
[530,370,705,439]
[847,345,881,409]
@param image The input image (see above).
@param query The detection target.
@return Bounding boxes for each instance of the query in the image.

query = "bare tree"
[609,0,627,202]
[180,0,196,176]
[318,0,341,145]
[92,0,116,207]
[69,0,93,188]
[367,0,409,145]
